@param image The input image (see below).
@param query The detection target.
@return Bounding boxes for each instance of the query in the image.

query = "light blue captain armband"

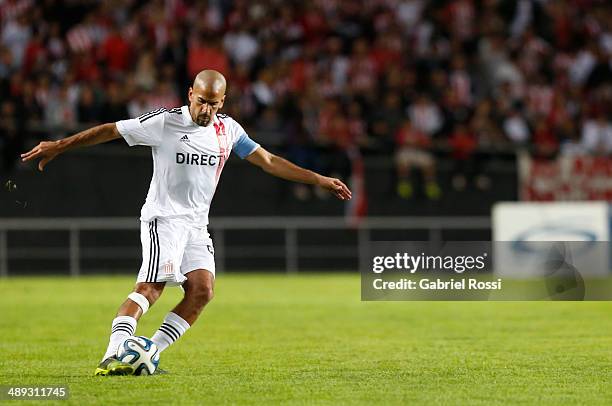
[233,131,260,159]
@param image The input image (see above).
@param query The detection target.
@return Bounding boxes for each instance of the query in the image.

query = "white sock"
[151,312,190,352]
[102,316,137,361]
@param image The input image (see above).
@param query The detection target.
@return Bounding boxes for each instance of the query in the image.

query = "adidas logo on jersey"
[180,134,190,142]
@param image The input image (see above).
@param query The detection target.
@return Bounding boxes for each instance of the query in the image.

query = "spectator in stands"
[77,84,102,125]
[100,23,132,78]
[251,68,276,115]
[44,81,76,128]
[223,27,259,70]
[407,94,444,137]
[0,100,23,172]
[532,116,559,160]
[560,125,587,157]
[581,111,612,155]
[470,99,504,150]
[19,79,43,123]
[347,38,377,97]
[503,107,530,146]
[159,26,189,91]
[133,50,157,92]
[346,101,367,147]
[146,82,181,110]
[448,123,478,191]
[187,33,228,79]
[254,107,285,146]
[0,45,14,81]
[127,88,151,119]
[101,82,128,123]
[369,92,404,150]
[394,118,440,200]
[1,13,30,68]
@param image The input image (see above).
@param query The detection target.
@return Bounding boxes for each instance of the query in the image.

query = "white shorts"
[136,217,215,286]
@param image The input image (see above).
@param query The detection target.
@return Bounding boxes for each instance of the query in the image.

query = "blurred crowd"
[1,0,611,198]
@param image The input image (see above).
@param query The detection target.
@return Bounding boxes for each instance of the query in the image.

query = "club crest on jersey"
[180,134,190,142]
[163,260,174,275]
[213,121,226,137]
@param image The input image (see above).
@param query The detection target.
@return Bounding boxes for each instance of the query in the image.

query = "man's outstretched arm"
[21,123,121,171]
[245,147,352,201]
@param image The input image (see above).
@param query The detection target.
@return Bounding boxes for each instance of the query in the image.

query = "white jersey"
[116,105,259,226]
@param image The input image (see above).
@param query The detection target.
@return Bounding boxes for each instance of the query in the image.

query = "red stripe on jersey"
[213,121,229,185]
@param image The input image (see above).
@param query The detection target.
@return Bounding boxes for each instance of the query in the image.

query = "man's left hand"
[318,176,352,200]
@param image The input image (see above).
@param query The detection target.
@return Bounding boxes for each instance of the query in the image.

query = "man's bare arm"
[246,147,352,200]
[21,123,122,171]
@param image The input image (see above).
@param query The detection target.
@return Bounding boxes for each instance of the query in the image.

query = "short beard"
[189,106,211,126]
[197,116,211,126]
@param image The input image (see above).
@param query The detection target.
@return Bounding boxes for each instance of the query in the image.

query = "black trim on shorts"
[153,219,160,282]
[146,222,154,282]
[147,219,159,282]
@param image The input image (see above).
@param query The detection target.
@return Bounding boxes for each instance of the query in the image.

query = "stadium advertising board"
[493,201,610,279]
[519,154,612,201]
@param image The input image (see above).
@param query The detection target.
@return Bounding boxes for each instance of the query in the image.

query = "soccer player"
[21,70,352,376]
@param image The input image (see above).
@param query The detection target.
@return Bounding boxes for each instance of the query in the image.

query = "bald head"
[188,70,227,126]
[193,70,226,96]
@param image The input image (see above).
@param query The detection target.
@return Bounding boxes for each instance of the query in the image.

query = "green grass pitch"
[1,274,611,405]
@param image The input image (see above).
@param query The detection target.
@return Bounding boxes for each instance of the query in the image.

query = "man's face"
[188,86,225,127]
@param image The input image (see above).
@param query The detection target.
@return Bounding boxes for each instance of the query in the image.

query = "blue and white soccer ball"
[116,336,160,376]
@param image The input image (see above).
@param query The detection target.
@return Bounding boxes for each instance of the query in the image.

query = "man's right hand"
[21,140,62,171]
[21,123,121,171]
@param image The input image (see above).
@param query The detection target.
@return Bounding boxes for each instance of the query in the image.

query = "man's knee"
[187,285,214,308]
[134,282,165,304]
[183,269,214,308]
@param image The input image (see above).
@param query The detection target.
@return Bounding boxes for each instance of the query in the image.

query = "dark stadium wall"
[1,148,518,218]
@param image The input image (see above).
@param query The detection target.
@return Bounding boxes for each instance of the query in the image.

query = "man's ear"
[187,87,193,103]
[219,95,226,109]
